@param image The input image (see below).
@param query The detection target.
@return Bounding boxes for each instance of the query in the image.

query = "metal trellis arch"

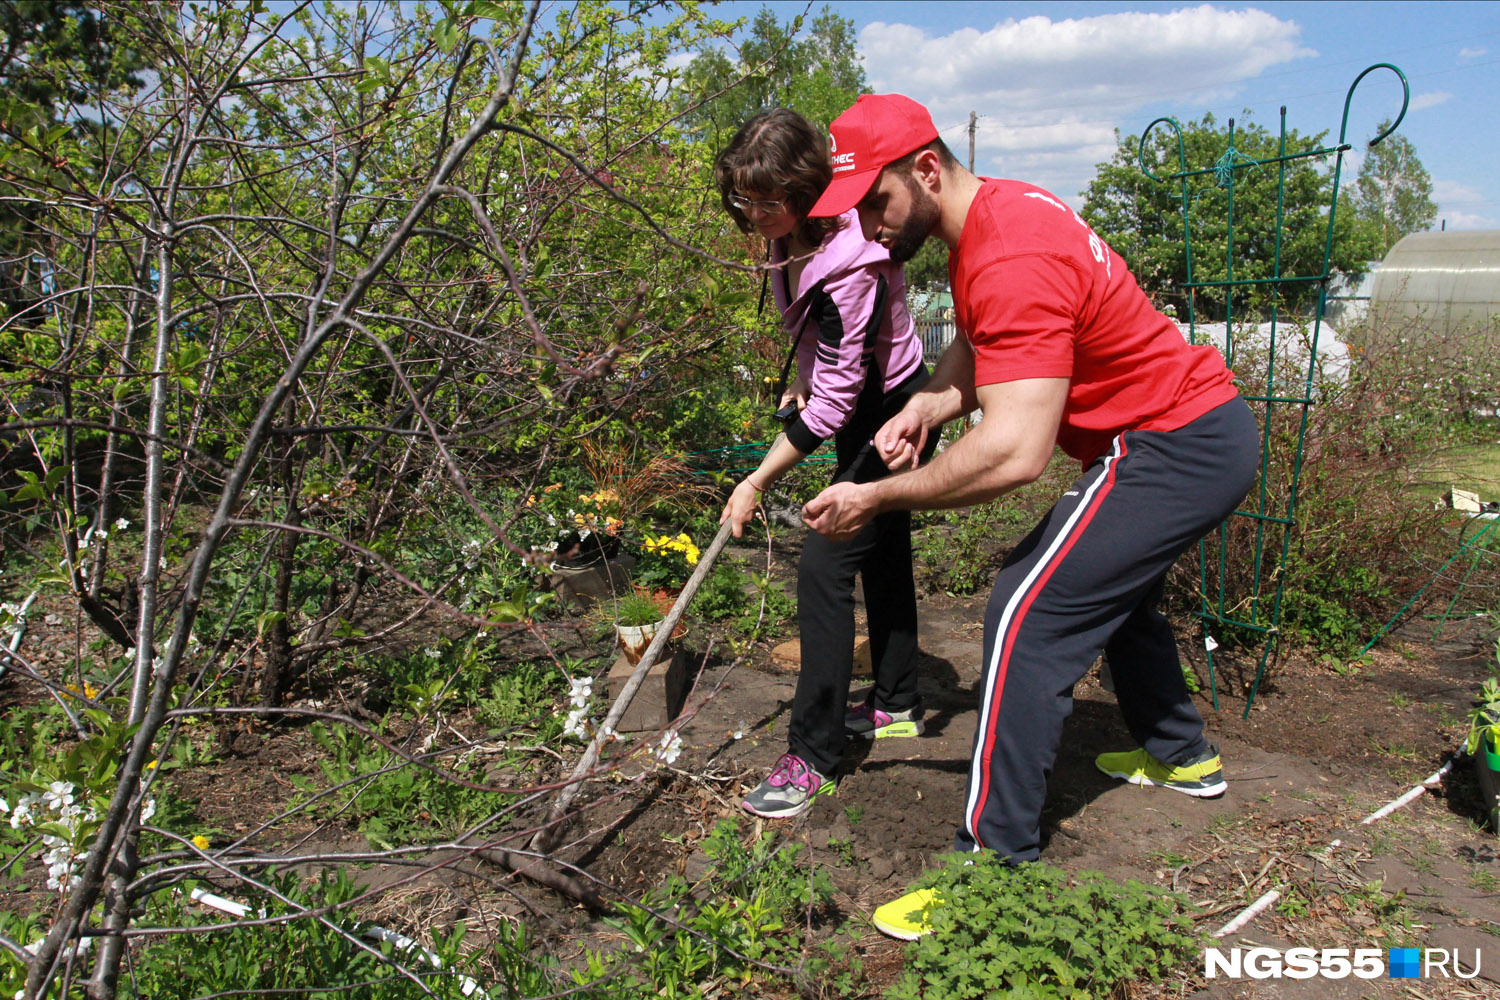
[1137,64,1411,717]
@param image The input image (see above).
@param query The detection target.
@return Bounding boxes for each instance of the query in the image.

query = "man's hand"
[802,481,878,541]
[876,406,928,471]
[720,479,763,539]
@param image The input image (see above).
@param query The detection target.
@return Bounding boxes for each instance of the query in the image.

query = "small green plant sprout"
[1465,676,1500,760]
[610,589,664,627]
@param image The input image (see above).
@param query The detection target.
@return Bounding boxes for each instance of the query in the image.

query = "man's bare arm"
[804,377,1068,539]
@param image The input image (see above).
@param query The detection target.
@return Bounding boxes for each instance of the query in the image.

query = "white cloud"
[1459,46,1487,59]
[1408,91,1452,112]
[1432,180,1493,229]
[1440,209,1496,229]
[1433,179,1484,204]
[858,5,1312,199]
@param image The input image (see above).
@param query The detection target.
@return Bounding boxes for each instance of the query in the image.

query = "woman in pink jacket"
[715,109,937,817]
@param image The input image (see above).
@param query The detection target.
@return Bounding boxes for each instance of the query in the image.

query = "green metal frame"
[1137,64,1410,717]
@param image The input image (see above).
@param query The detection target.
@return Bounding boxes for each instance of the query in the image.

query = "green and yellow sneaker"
[871,887,944,940]
[1095,743,1227,798]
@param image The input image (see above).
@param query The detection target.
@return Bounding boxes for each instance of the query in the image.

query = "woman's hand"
[779,373,809,412]
[720,478,765,539]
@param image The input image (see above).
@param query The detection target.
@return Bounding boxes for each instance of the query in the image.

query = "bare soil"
[5,538,1500,998]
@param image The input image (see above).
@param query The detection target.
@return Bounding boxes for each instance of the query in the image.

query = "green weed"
[292,722,517,849]
[121,869,486,1000]
[593,818,834,997]
[885,854,1201,1000]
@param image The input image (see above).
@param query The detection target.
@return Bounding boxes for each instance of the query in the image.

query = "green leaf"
[435,18,462,53]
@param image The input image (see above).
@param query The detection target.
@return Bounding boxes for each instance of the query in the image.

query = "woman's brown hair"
[714,108,841,247]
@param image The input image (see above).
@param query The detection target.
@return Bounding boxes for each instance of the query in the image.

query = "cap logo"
[829,132,836,153]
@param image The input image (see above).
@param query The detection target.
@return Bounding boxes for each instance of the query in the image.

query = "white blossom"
[139,797,156,823]
[424,647,441,659]
[655,732,683,766]
[42,781,75,811]
[562,706,589,739]
[568,676,593,708]
[9,792,38,828]
[114,517,130,531]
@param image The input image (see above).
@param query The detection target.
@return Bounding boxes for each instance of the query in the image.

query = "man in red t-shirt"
[802,94,1260,940]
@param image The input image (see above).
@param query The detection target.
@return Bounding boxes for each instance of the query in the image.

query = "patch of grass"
[1347,879,1418,945]
[1416,440,1500,497]
[1368,738,1419,760]
[1468,865,1500,893]
[1389,692,1412,709]
[291,721,518,849]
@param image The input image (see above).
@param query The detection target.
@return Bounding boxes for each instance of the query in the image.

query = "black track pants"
[958,397,1259,860]
[786,372,935,777]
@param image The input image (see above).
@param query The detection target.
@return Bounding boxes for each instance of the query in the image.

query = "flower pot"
[615,622,660,666]
[1474,714,1500,835]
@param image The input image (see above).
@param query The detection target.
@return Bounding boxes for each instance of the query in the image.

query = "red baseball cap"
[809,94,939,218]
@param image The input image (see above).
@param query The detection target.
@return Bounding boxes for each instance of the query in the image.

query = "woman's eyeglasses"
[729,193,787,215]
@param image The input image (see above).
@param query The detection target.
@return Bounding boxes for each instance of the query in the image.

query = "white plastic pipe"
[1214,889,1281,938]
[1360,756,1458,825]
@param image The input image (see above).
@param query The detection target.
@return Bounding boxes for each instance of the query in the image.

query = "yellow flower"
[605,516,624,534]
[191,835,210,850]
[145,760,159,770]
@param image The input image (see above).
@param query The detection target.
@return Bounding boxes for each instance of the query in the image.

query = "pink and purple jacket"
[772,210,924,454]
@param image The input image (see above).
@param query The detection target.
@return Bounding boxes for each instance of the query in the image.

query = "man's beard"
[888,176,941,263]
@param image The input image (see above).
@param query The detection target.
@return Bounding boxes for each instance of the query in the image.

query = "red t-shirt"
[949,180,1238,465]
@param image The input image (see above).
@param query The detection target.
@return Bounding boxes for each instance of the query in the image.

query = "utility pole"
[967,111,976,173]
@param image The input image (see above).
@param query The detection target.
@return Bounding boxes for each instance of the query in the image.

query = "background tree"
[0,2,766,995]
[903,238,950,292]
[1350,118,1437,255]
[1081,113,1383,320]
[676,5,867,143]
[0,0,148,322]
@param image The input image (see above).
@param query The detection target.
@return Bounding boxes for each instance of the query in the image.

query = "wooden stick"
[530,518,737,854]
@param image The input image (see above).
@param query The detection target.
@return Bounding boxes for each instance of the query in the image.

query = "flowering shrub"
[2,780,103,891]
[521,484,625,565]
[635,532,701,590]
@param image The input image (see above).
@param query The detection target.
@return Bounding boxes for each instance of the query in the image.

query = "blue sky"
[716,1,1500,226]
